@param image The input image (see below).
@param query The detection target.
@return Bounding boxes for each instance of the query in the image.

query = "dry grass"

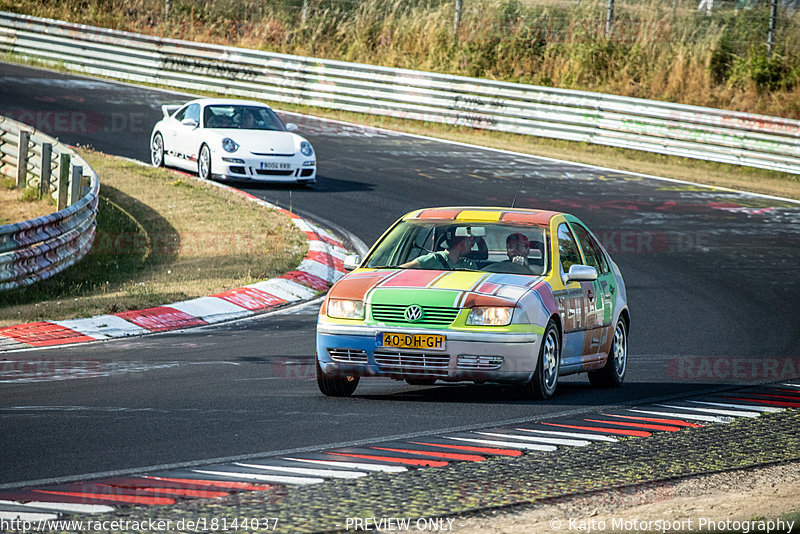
[0,178,55,225]
[0,149,307,326]
[3,0,799,118]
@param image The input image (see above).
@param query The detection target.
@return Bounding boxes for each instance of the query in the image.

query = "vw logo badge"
[404,305,423,322]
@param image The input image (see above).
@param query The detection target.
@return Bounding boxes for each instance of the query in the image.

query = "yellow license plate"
[377,332,446,351]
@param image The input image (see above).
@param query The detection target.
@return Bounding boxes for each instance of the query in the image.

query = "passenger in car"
[487,232,541,274]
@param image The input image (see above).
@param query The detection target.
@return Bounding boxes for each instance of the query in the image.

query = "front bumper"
[316,323,541,383]
[213,154,316,183]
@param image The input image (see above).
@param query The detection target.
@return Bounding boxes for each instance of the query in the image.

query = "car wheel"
[405,378,437,386]
[316,359,359,397]
[198,144,212,180]
[520,319,560,400]
[151,133,164,167]
[589,318,627,388]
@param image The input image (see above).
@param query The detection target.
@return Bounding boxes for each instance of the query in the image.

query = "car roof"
[183,98,274,108]
[403,207,561,225]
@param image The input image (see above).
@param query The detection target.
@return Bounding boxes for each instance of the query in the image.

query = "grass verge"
[0,177,55,225]
[0,149,307,327]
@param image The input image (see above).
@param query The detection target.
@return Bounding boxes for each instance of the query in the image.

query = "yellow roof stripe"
[455,210,503,222]
[432,271,486,290]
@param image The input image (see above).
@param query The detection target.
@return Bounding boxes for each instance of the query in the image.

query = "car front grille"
[328,348,368,364]
[251,152,295,157]
[371,304,460,326]
[373,350,450,376]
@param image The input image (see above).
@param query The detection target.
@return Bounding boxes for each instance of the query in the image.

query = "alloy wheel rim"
[543,329,558,390]
[199,148,209,178]
[613,323,627,377]
[152,136,163,165]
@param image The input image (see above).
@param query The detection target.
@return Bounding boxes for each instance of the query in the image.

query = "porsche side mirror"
[343,255,361,271]
[181,118,198,128]
[285,123,299,132]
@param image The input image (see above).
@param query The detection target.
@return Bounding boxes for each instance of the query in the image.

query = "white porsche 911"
[150,98,316,185]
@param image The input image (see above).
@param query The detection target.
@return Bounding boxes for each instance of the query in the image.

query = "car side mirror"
[181,118,199,128]
[565,264,598,283]
[343,254,361,271]
[285,123,299,132]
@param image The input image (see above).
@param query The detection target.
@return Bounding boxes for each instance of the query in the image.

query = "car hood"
[206,129,298,155]
[329,269,543,309]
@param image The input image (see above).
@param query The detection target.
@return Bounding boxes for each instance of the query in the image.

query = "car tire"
[520,319,560,400]
[151,133,165,167]
[589,318,627,388]
[405,378,437,386]
[198,144,212,181]
[316,359,359,397]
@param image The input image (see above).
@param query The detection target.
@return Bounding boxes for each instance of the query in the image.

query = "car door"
[552,221,595,373]
[569,220,615,364]
[172,103,202,168]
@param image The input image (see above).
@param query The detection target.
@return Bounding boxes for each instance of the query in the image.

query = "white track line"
[445,437,556,452]
[191,469,323,485]
[476,432,589,447]
[234,463,366,479]
[628,409,729,424]
[283,458,407,473]
[0,500,114,514]
[655,404,760,418]
[0,511,57,521]
[688,400,783,413]
[514,428,618,443]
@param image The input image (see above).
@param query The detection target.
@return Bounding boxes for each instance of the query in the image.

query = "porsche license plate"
[260,162,291,170]
[376,333,446,351]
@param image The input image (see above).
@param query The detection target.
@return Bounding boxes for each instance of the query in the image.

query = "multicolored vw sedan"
[316,207,629,400]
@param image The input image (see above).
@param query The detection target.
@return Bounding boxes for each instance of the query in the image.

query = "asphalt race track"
[1,61,799,488]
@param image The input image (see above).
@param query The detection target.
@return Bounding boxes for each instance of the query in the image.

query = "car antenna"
[511,174,527,209]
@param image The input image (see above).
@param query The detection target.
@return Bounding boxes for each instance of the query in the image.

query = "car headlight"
[300,141,314,157]
[327,298,365,320]
[222,138,240,153]
[466,307,514,326]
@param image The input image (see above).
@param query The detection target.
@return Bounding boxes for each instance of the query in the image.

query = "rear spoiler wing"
[161,104,182,118]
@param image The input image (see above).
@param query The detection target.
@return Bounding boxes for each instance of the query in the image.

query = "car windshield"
[364,220,549,275]
[203,105,286,131]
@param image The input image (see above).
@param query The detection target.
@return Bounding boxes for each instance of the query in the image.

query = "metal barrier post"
[16,130,30,189]
[40,143,52,199]
[69,165,82,207]
[57,153,70,211]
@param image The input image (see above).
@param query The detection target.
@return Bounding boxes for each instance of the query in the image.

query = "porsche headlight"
[300,141,314,157]
[466,307,514,326]
[222,138,240,153]
[327,299,365,320]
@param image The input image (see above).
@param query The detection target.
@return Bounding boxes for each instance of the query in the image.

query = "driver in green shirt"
[402,227,482,270]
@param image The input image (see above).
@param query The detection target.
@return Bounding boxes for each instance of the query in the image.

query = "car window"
[364,220,547,273]
[557,223,582,274]
[173,105,189,122]
[185,104,201,124]
[571,222,610,274]
[203,105,286,131]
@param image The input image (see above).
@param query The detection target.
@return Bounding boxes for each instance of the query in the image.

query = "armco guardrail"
[1,11,799,174]
[0,114,99,291]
